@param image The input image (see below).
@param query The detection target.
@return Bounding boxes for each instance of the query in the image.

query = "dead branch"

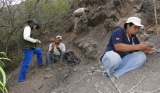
[134,88,160,93]
[106,63,122,93]
[125,76,145,93]
[106,69,122,93]
[0,25,10,27]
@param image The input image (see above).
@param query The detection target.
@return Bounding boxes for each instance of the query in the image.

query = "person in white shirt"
[46,35,65,70]
[18,20,43,82]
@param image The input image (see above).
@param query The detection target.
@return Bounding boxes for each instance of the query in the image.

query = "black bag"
[64,51,81,65]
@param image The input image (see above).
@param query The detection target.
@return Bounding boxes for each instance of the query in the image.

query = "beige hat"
[126,17,144,28]
[56,35,62,40]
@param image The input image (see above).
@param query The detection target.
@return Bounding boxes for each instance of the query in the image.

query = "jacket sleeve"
[23,26,36,43]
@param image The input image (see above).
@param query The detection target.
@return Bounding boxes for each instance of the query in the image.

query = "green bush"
[0,52,11,93]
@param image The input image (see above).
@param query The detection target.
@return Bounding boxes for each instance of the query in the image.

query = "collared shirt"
[48,43,65,55]
[101,28,140,59]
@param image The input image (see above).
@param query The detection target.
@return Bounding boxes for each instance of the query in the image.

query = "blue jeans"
[46,51,65,67]
[102,51,146,79]
[18,48,43,82]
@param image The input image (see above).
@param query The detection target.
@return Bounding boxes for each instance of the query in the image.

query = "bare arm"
[142,47,156,54]
[114,42,148,52]
[50,43,54,53]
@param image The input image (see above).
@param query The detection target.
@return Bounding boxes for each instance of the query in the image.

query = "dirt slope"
[7,0,160,93]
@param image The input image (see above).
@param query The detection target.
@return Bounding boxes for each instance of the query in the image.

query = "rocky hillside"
[7,0,160,93]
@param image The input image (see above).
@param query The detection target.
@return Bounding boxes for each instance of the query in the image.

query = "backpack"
[64,51,81,65]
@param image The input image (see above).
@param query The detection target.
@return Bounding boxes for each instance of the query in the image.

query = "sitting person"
[46,35,65,70]
[100,17,155,80]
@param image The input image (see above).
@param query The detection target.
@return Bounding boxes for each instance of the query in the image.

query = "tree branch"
[0,0,5,12]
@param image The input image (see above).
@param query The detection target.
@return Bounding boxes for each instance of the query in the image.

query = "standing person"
[18,20,43,82]
[100,17,156,80]
[71,8,89,39]
[46,35,65,70]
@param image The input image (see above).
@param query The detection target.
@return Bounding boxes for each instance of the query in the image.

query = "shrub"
[0,52,11,93]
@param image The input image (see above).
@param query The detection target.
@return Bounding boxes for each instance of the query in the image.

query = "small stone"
[50,91,57,93]
[101,82,104,85]
[89,72,93,75]
[59,68,62,71]
[156,49,160,53]
[98,91,103,93]
[94,83,99,88]
[100,66,104,68]
[91,67,95,70]
[87,79,90,82]
[45,74,53,79]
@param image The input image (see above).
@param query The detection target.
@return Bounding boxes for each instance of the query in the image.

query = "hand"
[146,47,156,54]
[36,39,41,43]
[142,46,156,54]
[52,43,55,48]
[138,42,148,50]
[55,44,59,49]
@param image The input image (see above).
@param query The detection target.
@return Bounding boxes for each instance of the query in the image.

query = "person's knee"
[135,51,147,65]
[46,51,51,57]
[102,51,122,69]
[35,48,42,54]
[61,51,65,55]
[137,51,147,61]
[60,51,65,59]
[38,48,42,54]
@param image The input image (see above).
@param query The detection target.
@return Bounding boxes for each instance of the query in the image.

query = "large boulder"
[74,40,98,59]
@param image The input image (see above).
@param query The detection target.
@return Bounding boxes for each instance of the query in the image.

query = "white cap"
[56,35,62,40]
[126,17,144,28]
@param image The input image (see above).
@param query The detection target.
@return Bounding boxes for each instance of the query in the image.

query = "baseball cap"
[56,35,62,40]
[125,17,144,28]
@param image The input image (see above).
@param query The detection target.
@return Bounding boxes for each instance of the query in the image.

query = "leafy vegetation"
[0,0,71,73]
[0,52,11,93]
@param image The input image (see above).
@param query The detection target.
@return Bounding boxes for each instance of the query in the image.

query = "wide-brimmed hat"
[125,17,144,28]
[85,8,89,12]
[56,35,62,40]
[27,20,40,30]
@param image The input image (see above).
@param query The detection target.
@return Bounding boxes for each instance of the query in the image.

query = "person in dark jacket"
[18,20,43,82]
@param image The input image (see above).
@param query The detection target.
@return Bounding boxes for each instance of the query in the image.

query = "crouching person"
[46,35,65,70]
